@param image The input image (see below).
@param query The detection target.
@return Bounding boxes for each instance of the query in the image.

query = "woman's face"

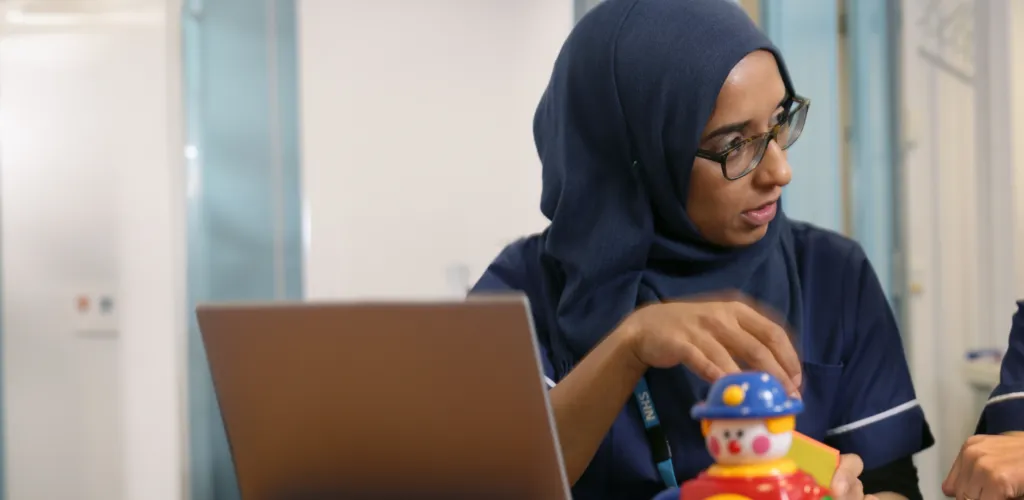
[686,50,792,247]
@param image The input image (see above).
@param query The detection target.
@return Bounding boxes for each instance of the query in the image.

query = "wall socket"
[72,290,118,338]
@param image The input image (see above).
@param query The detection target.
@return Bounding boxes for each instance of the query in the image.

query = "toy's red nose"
[727,440,741,454]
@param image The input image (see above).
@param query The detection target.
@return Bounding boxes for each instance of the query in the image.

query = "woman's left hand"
[830,454,878,500]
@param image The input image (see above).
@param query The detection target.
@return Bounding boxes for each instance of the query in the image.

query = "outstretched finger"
[669,338,726,382]
[691,335,742,379]
[735,304,802,389]
[715,321,799,396]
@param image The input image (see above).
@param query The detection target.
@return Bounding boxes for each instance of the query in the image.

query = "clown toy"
[679,372,832,500]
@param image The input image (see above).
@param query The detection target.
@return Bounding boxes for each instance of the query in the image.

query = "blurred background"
[0,0,1020,498]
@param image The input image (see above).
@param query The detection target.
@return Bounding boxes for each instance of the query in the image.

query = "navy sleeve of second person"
[824,247,935,473]
[976,300,1024,434]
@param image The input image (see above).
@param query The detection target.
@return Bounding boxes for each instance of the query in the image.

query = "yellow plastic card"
[786,431,840,487]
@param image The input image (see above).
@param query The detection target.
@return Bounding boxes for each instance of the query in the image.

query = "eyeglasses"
[695,95,810,180]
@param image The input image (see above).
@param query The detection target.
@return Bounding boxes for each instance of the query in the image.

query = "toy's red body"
[680,469,830,500]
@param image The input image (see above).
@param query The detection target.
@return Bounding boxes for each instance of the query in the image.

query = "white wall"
[299,0,572,299]
[116,2,187,499]
[1014,0,1024,300]
[0,2,185,499]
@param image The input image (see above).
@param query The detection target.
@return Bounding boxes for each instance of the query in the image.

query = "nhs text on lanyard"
[633,377,678,489]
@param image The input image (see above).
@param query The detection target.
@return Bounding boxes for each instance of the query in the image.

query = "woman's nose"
[755,140,792,187]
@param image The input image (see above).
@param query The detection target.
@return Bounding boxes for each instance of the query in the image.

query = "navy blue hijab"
[534,0,804,368]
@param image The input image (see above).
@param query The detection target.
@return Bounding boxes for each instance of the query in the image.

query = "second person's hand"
[942,432,1024,500]
[619,294,802,395]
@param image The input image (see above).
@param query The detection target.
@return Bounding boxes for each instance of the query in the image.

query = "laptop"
[196,296,571,500]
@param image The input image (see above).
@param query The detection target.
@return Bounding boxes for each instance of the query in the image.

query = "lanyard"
[633,377,678,489]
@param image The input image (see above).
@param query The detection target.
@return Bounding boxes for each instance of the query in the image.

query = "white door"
[0,27,133,500]
[900,0,1020,496]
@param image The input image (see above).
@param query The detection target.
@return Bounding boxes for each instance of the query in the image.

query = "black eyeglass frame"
[694,95,811,181]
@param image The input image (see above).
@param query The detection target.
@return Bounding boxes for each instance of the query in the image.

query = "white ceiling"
[0,0,160,14]
[0,0,163,31]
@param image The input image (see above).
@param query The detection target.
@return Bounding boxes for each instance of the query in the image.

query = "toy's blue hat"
[690,372,803,420]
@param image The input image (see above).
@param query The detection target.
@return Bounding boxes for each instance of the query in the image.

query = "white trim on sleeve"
[986,391,1024,406]
[825,399,920,437]
[544,375,557,388]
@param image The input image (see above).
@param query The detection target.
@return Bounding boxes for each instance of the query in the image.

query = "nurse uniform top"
[976,300,1024,434]
[471,1,934,499]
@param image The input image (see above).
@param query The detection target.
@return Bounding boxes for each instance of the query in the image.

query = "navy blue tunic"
[976,300,1024,434]
[471,222,934,500]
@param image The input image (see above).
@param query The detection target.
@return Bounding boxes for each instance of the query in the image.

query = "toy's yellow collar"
[707,458,797,478]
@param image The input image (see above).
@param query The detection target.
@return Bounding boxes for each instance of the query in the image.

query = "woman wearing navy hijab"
[471,0,933,499]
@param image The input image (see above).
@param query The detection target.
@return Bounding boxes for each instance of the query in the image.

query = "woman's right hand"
[618,295,803,395]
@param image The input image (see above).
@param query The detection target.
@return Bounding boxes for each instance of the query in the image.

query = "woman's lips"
[741,201,777,227]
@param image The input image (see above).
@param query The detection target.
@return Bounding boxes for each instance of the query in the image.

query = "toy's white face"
[706,419,792,465]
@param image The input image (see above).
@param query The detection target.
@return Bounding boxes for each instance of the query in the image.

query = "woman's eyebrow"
[701,95,790,142]
[702,121,750,142]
